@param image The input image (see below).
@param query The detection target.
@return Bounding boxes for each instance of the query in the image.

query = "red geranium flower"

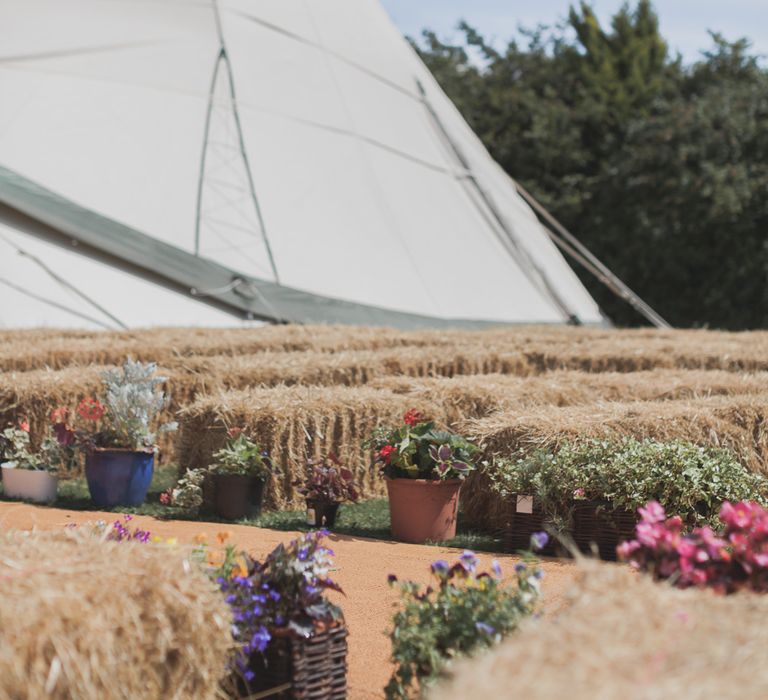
[227,426,244,439]
[18,417,30,432]
[379,445,396,464]
[50,406,69,425]
[77,397,105,422]
[159,491,171,505]
[403,408,423,427]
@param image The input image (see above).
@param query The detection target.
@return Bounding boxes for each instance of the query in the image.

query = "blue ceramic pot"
[85,449,155,508]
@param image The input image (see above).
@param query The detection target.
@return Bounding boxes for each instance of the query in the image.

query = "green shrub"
[488,439,768,530]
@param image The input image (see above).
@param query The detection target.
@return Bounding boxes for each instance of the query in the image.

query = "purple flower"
[459,550,478,573]
[430,560,450,577]
[387,574,398,584]
[514,562,527,573]
[530,531,549,552]
[475,621,495,636]
[250,626,271,653]
[491,559,503,578]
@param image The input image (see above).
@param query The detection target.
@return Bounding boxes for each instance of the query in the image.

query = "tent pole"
[514,182,671,329]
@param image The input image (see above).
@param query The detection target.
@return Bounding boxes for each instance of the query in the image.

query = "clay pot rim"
[384,476,463,486]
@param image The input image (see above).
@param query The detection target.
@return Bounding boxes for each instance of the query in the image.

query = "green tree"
[414,2,768,328]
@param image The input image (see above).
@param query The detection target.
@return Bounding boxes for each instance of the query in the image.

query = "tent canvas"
[0,0,611,330]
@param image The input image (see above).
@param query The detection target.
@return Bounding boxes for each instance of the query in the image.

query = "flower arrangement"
[211,531,343,683]
[0,422,67,473]
[489,438,768,532]
[163,467,207,515]
[51,359,177,452]
[385,546,544,699]
[618,500,768,594]
[209,429,271,479]
[366,409,479,480]
[295,453,360,505]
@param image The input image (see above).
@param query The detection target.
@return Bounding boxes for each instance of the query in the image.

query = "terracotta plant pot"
[213,473,266,520]
[85,448,154,508]
[386,477,462,544]
[0,465,58,503]
[306,500,340,528]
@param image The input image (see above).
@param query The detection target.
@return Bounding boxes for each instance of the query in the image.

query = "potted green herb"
[295,453,360,528]
[0,421,63,503]
[366,409,478,544]
[52,359,177,508]
[209,428,271,520]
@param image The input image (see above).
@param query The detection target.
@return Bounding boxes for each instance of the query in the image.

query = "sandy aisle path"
[0,502,577,699]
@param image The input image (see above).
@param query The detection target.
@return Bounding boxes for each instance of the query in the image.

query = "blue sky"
[380,1,767,64]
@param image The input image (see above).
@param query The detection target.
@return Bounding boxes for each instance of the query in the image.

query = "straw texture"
[177,385,449,509]
[0,529,232,699]
[436,561,768,700]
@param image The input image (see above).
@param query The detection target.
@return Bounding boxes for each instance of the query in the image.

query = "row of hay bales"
[437,560,768,699]
[3,325,768,521]
[4,325,768,373]
[176,373,768,511]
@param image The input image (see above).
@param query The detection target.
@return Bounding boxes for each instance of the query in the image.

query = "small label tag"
[306,508,316,525]
[516,495,534,514]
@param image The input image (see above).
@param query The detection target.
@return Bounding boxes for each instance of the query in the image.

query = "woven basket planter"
[234,623,348,699]
[503,496,638,560]
[502,497,563,557]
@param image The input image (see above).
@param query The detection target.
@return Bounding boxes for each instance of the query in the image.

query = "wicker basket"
[503,496,638,560]
[502,497,562,557]
[235,623,348,699]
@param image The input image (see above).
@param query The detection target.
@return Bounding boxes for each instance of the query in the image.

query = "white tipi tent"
[0,0,619,330]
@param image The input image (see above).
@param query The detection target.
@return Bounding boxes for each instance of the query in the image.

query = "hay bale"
[5,324,768,374]
[177,385,450,509]
[436,561,768,700]
[0,529,232,699]
[460,393,768,530]
[372,369,768,423]
[0,324,461,372]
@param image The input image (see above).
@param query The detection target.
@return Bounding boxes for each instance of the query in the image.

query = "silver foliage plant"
[101,359,177,450]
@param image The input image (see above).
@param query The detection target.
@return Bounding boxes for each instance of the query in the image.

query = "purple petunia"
[530,531,549,552]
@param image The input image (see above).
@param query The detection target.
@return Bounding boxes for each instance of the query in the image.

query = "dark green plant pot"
[213,473,266,520]
[306,500,340,529]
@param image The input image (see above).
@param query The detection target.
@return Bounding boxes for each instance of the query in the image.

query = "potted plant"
[385,547,543,699]
[210,531,348,698]
[209,428,271,520]
[51,359,177,508]
[488,438,768,560]
[367,409,479,544]
[0,421,63,503]
[294,452,360,528]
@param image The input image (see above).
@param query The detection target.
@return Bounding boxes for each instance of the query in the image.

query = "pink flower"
[50,406,69,425]
[573,488,586,499]
[720,501,753,529]
[616,540,640,560]
[18,418,30,432]
[638,501,666,524]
